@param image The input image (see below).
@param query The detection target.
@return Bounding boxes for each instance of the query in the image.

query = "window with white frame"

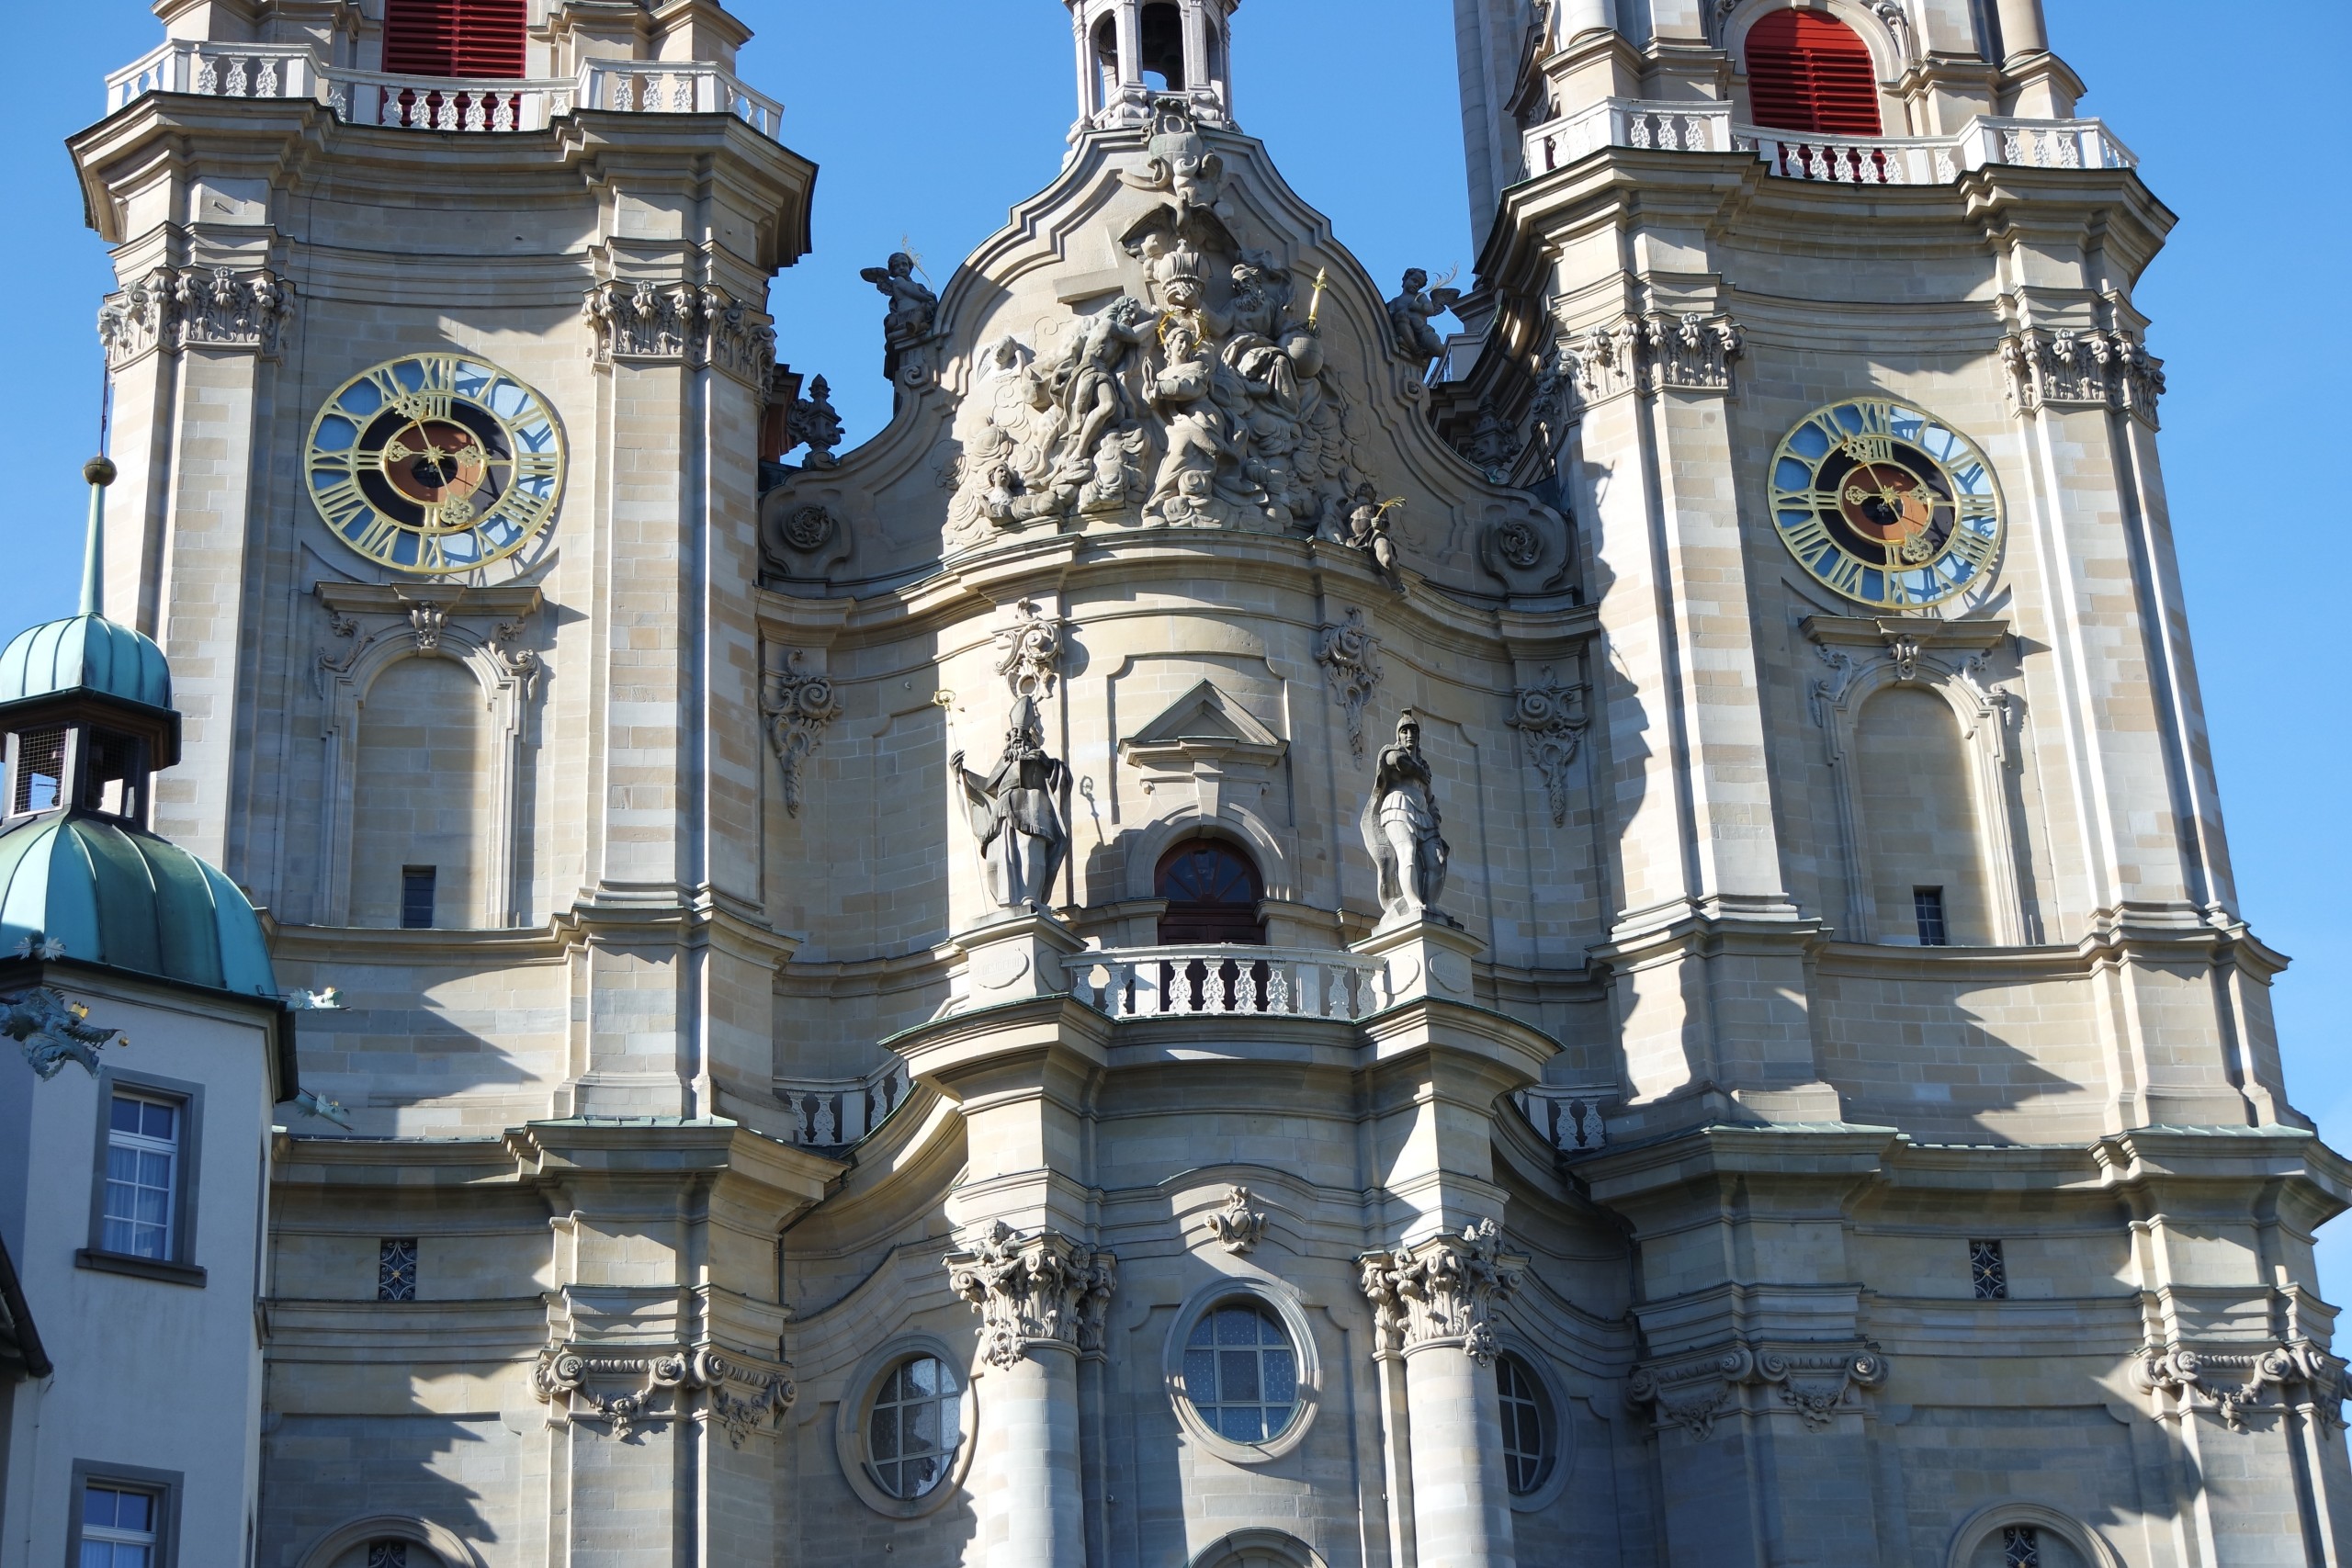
[76,1482,162,1567]
[102,1094,181,1260]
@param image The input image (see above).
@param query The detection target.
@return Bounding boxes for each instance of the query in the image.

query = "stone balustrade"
[776,1057,913,1149]
[1512,1086,1616,1154]
[1520,99,2136,187]
[105,41,784,141]
[1069,945,1384,1021]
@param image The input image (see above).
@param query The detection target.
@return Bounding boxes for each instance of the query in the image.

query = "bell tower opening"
[1139,3,1186,91]
[1743,9,1883,136]
[1156,839,1267,945]
[1068,0,1237,130]
[382,0,529,80]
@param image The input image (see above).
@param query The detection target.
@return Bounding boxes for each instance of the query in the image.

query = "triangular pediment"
[1122,681,1286,769]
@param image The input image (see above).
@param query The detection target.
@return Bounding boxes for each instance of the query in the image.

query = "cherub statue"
[1341,482,1404,584]
[858,252,939,380]
[1362,710,1451,923]
[952,697,1071,914]
[1385,268,1464,374]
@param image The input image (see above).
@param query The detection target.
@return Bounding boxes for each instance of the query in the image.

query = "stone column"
[946,1224,1115,1568]
[1558,0,1613,39]
[1990,0,2077,114]
[1992,0,2048,57]
[1362,1224,1526,1568]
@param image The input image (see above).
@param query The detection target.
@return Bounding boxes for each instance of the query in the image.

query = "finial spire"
[79,456,116,618]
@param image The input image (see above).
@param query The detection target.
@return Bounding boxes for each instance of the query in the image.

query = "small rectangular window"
[103,1095,182,1261]
[80,730,145,818]
[1914,886,1950,947]
[9,724,66,814]
[1971,1238,2008,1301]
[78,1480,161,1566]
[379,1238,418,1303]
[401,866,436,931]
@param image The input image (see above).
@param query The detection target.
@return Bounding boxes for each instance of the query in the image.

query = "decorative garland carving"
[1316,607,1384,763]
[1203,1186,1269,1255]
[1997,326,2165,427]
[582,280,778,385]
[760,649,842,818]
[1509,668,1589,826]
[1358,1219,1526,1364]
[2136,1340,2348,1434]
[97,265,294,367]
[944,1220,1117,1370]
[532,1344,795,1446]
[1628,1342,1888,1439]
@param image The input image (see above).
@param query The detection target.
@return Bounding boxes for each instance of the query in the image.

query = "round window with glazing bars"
[1496,1352,1555,1495]
[1182,1301,1299,1442]
[867,1354,963,1500]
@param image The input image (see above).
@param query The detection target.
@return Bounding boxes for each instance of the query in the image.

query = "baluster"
[673,72,696,112]
[464,94,487,131]
[1266,963,1291,1015]
[226,55,249,96]
[196,53,220,95]
[2058,130,2080,169]
[1934,147,1955,183]
[329,85,349,120]
[492,95,515,131]
[257,58,280,97]
[1629,113,1653,151]
[1658,115,1680,152]
[2001,128,2024,164]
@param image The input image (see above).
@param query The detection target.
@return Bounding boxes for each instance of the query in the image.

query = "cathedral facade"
[3,0,2343,1564]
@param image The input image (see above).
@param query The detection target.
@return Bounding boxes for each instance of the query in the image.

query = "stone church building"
[0,0,2342,1563]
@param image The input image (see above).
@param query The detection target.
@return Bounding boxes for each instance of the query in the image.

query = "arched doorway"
[1156,839,1266,945]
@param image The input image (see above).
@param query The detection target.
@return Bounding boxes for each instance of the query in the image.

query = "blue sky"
[7,2,2346,1285]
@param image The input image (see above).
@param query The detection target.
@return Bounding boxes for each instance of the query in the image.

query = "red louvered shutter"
[384,0,527,80]
[1745,10,1883,136]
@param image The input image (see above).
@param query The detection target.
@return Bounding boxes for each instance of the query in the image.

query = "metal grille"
[368,1542,410,1568]
[379,1237,419,1303]
[1971,1239,2008,1301]
[10,726,65,814]
[2003,1527,2041,1568]
[1915,886,1950,947]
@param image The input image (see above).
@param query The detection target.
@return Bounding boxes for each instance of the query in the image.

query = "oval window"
[1496,1352,1555,1494]
[1182,1301,1299,1442]
[867,1355,963,1500]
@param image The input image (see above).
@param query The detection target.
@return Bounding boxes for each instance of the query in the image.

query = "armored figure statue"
[1385,268,1463,374]
[953,697,1071,914]
[859,252,939,381]
[1363,709,1450,922]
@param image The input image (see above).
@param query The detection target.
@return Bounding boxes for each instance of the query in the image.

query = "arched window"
[1093,15,1121,109]
[383,0,528,80]
[1854,686,1986,946]
[1744,9,1883,135]
[1139,3,1187,90]
[1966,1524,2091,1568]
[1156,840,1265,944]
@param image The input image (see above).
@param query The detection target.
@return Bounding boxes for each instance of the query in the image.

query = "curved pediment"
[761,98,1574,602]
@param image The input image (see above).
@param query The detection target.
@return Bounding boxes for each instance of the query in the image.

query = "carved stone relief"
[1997,326,2165,427]
[1509,669,1590,826]
[533,1344,795,1446]
[582,280,777,385]
[1544,309,1743,417]
[1203,1186,1269,1255]
[1315,607,1384,762]
[97,265,294,366]
[993,600,1069,700]
[945,1220,1117,1369]
[2137,1340,2348,1434]
[1629,1342,1888,1439]
[761,649,843,818]
[1358,1219,1525,1363]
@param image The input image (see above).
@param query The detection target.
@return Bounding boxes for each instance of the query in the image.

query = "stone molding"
[945,1220,1117,1369]
[1628,1342,1889,1438]
[97,265,293,367]
[2136,1339,2349,1434]
[531,1343,796,1446]
[760,648,842,818]
[1544,310,1742,413]
[582,279,776,386]
[1509,667,1589,827]
[1997,325,2165,427]
[1358,1219,1526,1364]
[1315,607,1384,763]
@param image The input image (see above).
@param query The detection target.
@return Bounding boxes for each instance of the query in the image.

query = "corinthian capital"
[946,1220,1117,1369]
[1358,1218,1526,1363]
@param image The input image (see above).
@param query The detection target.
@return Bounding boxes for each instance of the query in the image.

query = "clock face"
[1769,398,2002,608]
[305,353,564,576]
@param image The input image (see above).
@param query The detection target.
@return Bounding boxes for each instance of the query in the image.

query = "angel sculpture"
[858,252,938,381]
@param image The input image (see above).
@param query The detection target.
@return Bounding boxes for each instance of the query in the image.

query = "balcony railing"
[106,40,784,141]
[1520,99,2136,187]
[1069,945,1384,1022]
[1513,1086,1616,1154]
[776,1056,913,1150]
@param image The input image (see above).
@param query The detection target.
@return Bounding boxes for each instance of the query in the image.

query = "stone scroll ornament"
[532,1344,795,1447]
[761,650,843,818]
[951,696,1071,913]
[992,600,1069,700]
[1316,608,1384,762]
[1362,710,1451,924]
[1510,670,1589,827]
[1204,1186,1269,1256]
[945,1220,1117,1370]
[1628,1343,1887,1439]
[944,100,1376,547]
[1358,1219,1526,1364]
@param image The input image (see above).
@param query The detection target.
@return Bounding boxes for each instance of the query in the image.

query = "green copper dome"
[0,813,276,998]
[0,612,172,716]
